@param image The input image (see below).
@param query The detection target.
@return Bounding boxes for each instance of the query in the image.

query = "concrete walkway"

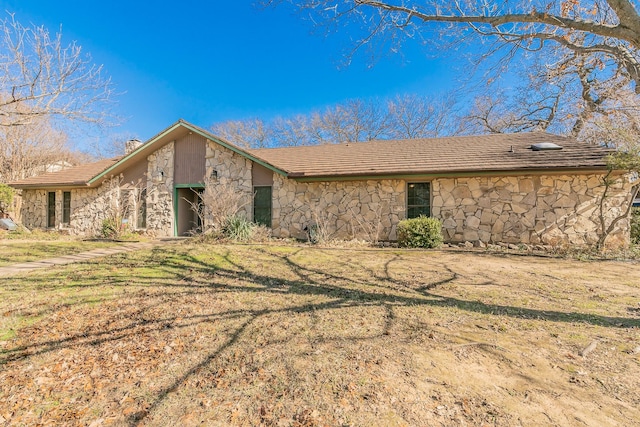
[0,241,165,278]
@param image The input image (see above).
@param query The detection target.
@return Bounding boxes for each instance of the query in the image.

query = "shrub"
[251,224,272,242]
[397,216,443,248]
[632,207,640,245]
[0,183,14,215]
[100,218,119,239]
[223,215,255,241]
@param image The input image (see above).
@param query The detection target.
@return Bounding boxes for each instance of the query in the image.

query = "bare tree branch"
[355,0,640,45]
[0,12,118,129]
[211,93,463,147]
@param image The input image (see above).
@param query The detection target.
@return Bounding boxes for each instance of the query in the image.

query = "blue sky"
[1,1,461,147]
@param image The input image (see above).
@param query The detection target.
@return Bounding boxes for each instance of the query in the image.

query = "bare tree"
[387,93,465,138]
[596,151,640,248]
[211,93,464,147]
[274,1,640,142]
[465,87,567,135]
[87,132,142,159]
[465,53,640,143]
[0,12,117,181]
[320,98,390,142]
[271,115,320,146]
[211,118,273,148]
[1,13,116,128]
[276,1,640,87]
[0,114,79,181]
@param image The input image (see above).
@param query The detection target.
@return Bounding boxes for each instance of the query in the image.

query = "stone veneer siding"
[271,176,405,241]
[20,189,49,229]
[18,139,254,237]
[146,142,174,236]
[203,140,254,224]
[15,148,635,247]
[270,172,633,247]
[433,173,634,247]
[19,177,120,235]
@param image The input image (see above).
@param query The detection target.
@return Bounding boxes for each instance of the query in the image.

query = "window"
[137,188,147,229]
[253,186,272,227]
[120,190,132,225]
[47,192,56,228]
[407,182,430,218]
[63,192,71,225]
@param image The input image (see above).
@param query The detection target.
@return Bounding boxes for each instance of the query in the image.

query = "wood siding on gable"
[252,162,273,186]
[121,157,148,188]
[174,134,206,185]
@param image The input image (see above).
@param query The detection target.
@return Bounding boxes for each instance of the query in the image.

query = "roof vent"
[530,142,563,151]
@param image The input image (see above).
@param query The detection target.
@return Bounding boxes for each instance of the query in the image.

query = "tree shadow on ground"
[1,244,638,425]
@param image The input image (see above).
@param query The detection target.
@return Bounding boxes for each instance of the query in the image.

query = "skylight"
[530,142,563,151]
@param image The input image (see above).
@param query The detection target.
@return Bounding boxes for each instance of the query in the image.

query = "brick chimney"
[125,139,143,154]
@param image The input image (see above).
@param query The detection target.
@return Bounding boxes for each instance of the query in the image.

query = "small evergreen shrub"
[632,207,640,245]
[0,183,14,215]
[397,216,443,248]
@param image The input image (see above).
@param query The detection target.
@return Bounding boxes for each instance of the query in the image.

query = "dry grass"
[0,240,120,266]
[0,242,639,426]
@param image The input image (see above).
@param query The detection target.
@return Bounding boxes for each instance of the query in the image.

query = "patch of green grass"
[0,228,67,241]
[0,313,43,342]
[0,240,119,266]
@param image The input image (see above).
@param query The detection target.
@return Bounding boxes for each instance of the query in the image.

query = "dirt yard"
[1,243,639,426]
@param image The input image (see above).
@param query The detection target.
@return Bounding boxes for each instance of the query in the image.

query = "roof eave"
[87,122,185,185]
[10,182,92,190]
[87,120,289,185]
[289,166,612,182]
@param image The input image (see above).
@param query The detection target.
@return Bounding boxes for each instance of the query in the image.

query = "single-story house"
[8,119,638,247]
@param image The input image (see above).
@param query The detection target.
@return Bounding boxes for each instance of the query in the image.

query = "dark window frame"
[47,191,56,228]
[407,182,431,219]
[253,186,272,228]
[137,188,147,229]
[62,191,71,225]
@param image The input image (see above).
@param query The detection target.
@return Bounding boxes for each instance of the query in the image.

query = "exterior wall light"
[210,169,218,179]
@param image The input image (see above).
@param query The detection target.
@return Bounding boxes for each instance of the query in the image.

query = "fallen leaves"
[0,243,639,426]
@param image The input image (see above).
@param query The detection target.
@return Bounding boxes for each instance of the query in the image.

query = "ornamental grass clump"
[397,216,443,248]
[222,215,255,241]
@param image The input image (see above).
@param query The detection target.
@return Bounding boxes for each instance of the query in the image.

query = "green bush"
[223,215,255,241]
[100,218,119,239]
[632,207,640,245]
[397,216,443,248]
[0,183,14,215]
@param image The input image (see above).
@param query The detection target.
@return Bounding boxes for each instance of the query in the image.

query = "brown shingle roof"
[7,127,614,190]
[249,132,612,178]
[9,157,121,189]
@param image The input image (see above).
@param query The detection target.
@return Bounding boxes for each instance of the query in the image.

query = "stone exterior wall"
[269,172,633,247]
[19,178,120,235]
[431,173,634,247]
[69,178,121,235]
[146,142,174,236]
[271,176,405,241]
[18,140,253,238]
[15,141,635,248]
[203,140,253,226]
[20,189,48,229]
